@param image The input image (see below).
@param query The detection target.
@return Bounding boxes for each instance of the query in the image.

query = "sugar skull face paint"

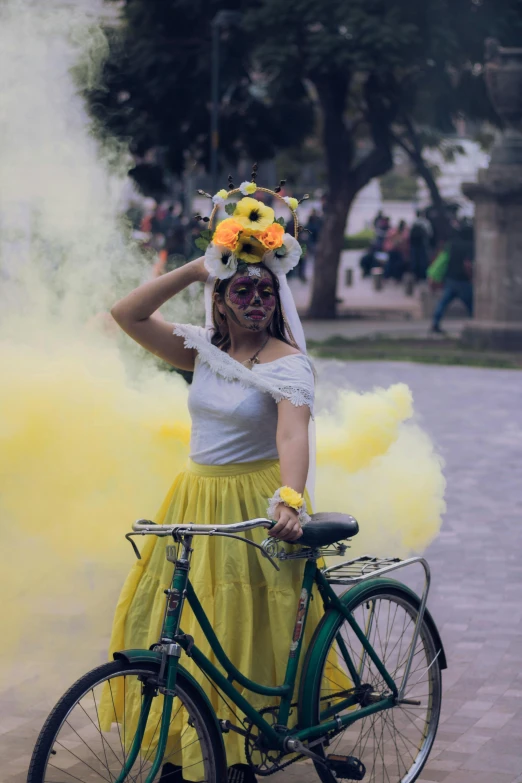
[223,270,277,330]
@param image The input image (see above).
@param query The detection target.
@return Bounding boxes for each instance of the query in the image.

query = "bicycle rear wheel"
[303,584,442,783]
[27,659,226,783]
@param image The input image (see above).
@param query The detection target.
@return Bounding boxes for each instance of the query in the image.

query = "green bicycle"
[27,513,446,783]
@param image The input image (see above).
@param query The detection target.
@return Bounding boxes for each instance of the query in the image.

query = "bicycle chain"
[244,707,305,776]
[244,688,361,776]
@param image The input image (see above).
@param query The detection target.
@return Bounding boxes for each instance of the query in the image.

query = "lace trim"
[174,323,314,414]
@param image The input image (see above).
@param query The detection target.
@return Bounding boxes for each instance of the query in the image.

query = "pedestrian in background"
[409,209,432,280]
[431,222,474,334]
[383,219,409,281]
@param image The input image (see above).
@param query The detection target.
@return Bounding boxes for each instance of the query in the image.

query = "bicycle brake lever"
[125,533,142,560]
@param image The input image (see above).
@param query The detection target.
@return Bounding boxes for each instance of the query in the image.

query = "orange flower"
[213,218,243,250]
[256,222,285,250]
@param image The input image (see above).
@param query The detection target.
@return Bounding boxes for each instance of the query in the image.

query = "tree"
[83,0,314,196]
[86,0,522,316]
[245,0,522,317]
[389,0,522,242]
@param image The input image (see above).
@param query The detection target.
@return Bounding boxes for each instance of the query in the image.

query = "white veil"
[204,271,317,506]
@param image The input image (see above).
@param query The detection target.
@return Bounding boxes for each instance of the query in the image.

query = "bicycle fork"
[114,535,193,783]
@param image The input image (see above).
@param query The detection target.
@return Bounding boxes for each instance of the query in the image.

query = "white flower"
[204,242,238,279]
[239,180,257,196]
[212,188,229,206]
[263,233,302,275]
[283,196,299,211]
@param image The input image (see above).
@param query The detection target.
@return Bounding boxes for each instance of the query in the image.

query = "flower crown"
[194,165,309,280]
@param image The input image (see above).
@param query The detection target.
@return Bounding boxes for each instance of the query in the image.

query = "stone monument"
[462,40,522,350]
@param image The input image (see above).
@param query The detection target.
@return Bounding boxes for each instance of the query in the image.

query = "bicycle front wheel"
[27,659,226,783]
[304,584,442,783]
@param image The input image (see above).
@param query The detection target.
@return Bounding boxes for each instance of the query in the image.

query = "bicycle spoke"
[77,699,126,771]
[317,591,441,783]
[90,689,113,781]
[54,738,112,782]
[34,666,215,783]
[48,761,103,783]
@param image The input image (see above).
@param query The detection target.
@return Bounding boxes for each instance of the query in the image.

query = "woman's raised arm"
[111,257,208,370]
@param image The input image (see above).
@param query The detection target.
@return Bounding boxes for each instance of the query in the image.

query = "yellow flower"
[212,188,229,205]
[283,196,299,211]
[233,197,275,232]
[235,235,266,264]
[240,181,257,196]
[256,222,285,250]
[213,218,243,250]
[279,486,304,509]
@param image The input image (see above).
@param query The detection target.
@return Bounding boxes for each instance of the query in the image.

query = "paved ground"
[290,252,470,322]
[271,361,522,783]
[1,361,521,782]
[303,318,466,342]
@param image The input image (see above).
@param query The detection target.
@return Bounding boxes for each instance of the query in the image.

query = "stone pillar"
[461,41,522,351]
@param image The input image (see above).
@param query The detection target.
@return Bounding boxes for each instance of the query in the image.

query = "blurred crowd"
[126,199,205,276]
[126,196,473,335]
[126,195,326,283]
[360,209,439,282]
[359,208,474,333]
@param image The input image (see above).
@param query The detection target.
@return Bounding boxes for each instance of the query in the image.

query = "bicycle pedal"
[327,754,366,780]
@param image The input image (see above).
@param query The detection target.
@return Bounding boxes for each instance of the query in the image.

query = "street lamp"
[210,10,241,195]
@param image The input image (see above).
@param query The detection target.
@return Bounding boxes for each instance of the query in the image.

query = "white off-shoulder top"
[173,324,315,466]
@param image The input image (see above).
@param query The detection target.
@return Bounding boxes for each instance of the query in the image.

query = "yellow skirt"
[102,458,326,774]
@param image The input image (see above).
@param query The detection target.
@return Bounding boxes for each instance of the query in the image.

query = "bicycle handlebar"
[132,517,275,537]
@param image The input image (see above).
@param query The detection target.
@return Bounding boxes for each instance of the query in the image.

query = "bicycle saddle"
[299,512,359,548]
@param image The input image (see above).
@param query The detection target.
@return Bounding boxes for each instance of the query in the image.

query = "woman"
[106,191,323,782]
[383,219,410,281]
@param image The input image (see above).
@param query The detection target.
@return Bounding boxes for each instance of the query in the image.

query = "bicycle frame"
[114,534,403,783]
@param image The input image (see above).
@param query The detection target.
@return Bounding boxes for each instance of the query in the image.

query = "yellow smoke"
[0,0,445,708]
[316,384,445,557]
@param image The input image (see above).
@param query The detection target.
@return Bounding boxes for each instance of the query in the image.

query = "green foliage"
[275,217,286,227]
[82,0,522,315]
[343,229,375,250]
[82,0,315,194]
[379,171,418,202]
[224,203,236,216]
[194,237,210,251]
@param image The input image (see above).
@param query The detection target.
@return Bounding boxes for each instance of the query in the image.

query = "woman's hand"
[270,503,303,542]
[188,256,210,284]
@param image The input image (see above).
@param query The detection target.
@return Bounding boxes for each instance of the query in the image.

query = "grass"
[307,335,522,369]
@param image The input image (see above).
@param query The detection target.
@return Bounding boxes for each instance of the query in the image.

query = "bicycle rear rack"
[322,555,407,583]
[322,555,432,700]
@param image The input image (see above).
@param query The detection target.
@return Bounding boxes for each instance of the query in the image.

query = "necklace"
[241,335,270,370]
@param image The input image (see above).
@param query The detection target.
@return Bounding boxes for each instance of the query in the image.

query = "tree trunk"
[414,156,452,242]
[307,72,395,319]
[396,118,452,241]
[307,75,354,320]
[308,186,355,319]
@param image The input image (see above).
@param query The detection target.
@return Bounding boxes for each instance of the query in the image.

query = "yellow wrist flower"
[279,486,304,509]
[233,197,275,232]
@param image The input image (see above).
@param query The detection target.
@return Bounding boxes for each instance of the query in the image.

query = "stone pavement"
[303,318,466,342]
[1,361,521,782]
[271,361,522,783]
